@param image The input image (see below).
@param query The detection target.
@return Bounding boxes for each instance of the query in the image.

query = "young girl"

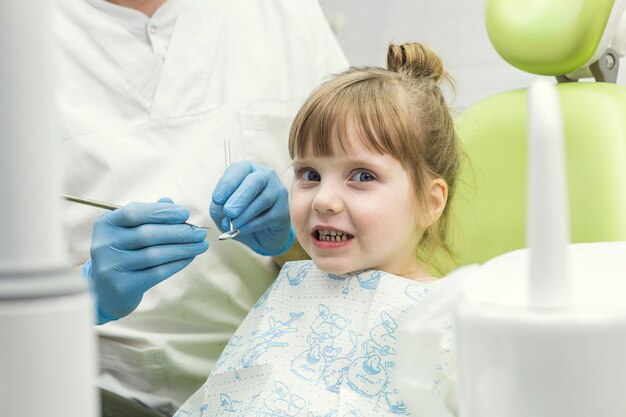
[174,42,460,417]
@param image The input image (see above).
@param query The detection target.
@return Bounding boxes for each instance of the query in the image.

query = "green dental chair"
[444,0,626,274]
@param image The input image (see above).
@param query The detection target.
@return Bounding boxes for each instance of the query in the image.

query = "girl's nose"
[311,182,344,214]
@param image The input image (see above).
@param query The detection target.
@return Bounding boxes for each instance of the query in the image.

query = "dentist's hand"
[210,161,294,256]
[82,198,208,324]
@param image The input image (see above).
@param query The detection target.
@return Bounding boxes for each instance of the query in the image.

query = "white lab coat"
[54,0,348,413]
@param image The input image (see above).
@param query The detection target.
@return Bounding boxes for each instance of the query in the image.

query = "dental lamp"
[486,0,626,82]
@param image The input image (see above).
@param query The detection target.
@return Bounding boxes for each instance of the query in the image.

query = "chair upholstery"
[444,82,626,273]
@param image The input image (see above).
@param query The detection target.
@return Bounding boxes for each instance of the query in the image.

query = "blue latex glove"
[82,197,208,324]
[210,161,294,256]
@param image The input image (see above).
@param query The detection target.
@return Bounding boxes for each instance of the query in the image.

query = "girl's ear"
[418,178,448,228]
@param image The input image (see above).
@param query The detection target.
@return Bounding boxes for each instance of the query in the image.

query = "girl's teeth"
[317,230,350,241]
[323,235,342,241]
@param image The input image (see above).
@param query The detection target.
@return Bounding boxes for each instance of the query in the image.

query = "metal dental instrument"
[60,194,211,229]
[218,139,241,241]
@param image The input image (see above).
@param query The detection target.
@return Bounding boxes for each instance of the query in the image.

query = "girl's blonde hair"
[288,42,460,265]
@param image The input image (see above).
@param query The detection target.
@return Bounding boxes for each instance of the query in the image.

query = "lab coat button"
[148,25,157,34]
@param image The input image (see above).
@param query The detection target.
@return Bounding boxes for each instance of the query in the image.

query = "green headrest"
[486,0,615,75]
[443,82,626,275]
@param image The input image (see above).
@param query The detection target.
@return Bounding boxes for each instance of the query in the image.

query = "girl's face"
[290,133,431,280]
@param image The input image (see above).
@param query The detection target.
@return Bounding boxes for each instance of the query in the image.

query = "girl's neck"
[401,268,436,283]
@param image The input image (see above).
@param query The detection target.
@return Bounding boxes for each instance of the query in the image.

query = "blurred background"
[319,0,626,111]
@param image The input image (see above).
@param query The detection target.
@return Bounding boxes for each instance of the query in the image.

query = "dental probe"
[218,139,241,241]
[60,193,211,229]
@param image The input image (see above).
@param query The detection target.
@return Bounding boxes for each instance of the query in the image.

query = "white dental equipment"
[0,1,96,416]
[455,80,626,417]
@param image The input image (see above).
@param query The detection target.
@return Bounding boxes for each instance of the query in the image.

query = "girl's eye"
[350,170,376,182]
[297,168,321,182]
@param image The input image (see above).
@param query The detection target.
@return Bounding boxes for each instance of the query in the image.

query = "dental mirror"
[218,139,240,241]
[218,219,240,241]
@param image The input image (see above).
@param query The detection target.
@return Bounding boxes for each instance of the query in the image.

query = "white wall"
[319,0,624,111]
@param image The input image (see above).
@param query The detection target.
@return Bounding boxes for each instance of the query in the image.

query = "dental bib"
[175,260,445,416]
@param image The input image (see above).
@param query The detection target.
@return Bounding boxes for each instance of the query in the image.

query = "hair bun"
[387,42,445,82]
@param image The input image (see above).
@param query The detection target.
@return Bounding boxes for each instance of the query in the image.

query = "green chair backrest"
[444,82,626,273]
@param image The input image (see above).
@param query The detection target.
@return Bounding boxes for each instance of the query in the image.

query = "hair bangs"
[289,72,414,161]
[289,87,350,158]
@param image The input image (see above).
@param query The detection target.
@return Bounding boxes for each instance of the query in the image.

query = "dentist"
[55,0,347,415]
